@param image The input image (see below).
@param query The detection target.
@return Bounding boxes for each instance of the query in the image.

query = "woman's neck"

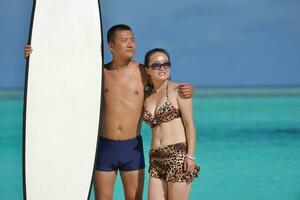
[152,80,168,94]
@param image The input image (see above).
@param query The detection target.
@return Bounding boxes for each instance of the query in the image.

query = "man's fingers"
[24,49,33,59]
[179,89,191,93]
[24,52,32,59]
[24,44,33,59]
[180,91,192,97]
[178,85,189,90]
[24,45,33,52]
[179,87,191,93]
[178,83,190,88]
[25,49,32,53]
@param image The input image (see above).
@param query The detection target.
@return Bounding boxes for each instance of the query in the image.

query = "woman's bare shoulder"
[167,81,181,98]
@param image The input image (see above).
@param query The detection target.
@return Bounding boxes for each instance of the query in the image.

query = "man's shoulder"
[130,60,144,68]
[103,62,111,70]
[129,60,146,74]
[138,62,145,68]
[129,60,148,86]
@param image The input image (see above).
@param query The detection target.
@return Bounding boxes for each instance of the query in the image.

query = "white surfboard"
[23,0,102,199]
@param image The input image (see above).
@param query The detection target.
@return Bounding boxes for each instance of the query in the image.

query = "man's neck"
[109,57,132,70]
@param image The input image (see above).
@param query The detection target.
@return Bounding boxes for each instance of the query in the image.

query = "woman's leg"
[167,182,191,200]
[148,177,168,200]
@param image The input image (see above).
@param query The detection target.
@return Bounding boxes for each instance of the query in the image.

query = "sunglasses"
[149,61,171,70]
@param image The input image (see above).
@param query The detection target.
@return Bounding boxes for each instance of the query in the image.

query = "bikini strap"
[166,81,169,99]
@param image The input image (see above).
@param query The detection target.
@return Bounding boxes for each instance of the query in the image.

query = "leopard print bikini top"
[142,83,181,128]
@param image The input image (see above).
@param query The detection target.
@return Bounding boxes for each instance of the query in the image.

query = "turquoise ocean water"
[0,87,300,199]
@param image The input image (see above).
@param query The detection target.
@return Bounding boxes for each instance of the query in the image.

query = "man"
[24,24,193,200]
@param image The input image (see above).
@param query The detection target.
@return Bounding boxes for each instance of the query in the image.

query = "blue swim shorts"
[95,135,145,171]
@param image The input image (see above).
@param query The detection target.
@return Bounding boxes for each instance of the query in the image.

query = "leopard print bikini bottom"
[149,142,200,183]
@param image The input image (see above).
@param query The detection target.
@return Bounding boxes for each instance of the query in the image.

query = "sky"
[0,0,299,88]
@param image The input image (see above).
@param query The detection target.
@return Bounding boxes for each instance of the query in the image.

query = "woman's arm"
[177,88,196,172]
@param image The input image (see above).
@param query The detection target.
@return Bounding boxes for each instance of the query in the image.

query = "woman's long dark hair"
[144,48,170,68]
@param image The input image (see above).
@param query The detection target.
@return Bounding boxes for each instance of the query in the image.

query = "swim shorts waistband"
[99,135,142,143]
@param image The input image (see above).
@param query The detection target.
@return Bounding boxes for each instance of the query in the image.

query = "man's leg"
[94,170,117,200]
[120,169,144,200]
[94,136,119,200]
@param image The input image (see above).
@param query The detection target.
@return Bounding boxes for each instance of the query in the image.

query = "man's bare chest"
[104,74,144,97]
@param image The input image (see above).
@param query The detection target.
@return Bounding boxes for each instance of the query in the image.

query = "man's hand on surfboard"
[24,44,33,58]
[178,83,194,98]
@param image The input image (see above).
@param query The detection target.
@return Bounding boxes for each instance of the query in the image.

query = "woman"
[142,48,200,200]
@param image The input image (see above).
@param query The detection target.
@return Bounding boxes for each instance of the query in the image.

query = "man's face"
[108,30,136,59]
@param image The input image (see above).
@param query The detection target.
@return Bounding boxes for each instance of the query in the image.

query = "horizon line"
[1,84,300,90]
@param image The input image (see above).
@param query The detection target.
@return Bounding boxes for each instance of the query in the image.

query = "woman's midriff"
[150,118,186,150]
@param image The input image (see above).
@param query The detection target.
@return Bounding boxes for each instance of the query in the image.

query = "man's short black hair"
[107,24,132,43]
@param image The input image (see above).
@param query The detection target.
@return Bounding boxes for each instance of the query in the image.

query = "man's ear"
[107,42,114,53]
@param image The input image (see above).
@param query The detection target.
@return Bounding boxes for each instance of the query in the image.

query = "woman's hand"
[24,44,33,58]
[184,156,195,172]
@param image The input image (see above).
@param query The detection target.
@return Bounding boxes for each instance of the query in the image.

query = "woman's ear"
[145,67,150,76]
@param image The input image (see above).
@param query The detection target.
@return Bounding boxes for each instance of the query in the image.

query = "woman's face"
[146,52,171,82]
